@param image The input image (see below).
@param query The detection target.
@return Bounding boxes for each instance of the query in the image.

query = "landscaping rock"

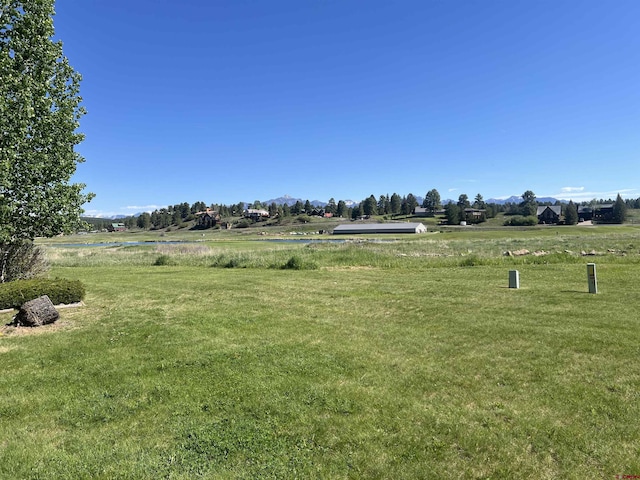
[13,295,59,327]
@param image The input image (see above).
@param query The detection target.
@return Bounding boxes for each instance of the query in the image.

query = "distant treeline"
[81,190,639,231]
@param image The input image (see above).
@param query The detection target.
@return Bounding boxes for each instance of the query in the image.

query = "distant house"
[196,209,220,228]
[537,206,562,224]
[414,207,443,217]
[594,204,614,222]
[333,222,427,234]
[463,208,486,224]
[108,223,126,232]
[244,209,270,221]
[577,206,593,222]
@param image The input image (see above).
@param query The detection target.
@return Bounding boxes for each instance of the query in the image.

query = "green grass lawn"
[2,227,640,478]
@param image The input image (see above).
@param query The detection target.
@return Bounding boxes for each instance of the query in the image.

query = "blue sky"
[53,0,640,217]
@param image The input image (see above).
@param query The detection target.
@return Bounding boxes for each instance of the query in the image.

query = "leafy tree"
[423,189,441,213]
[124,216,136,229]
[1,0,93,280]
[613,193,627,224]
[520,190,537,216]
[564,200,578,225]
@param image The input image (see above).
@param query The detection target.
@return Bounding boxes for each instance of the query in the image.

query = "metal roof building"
[332,223,427,234]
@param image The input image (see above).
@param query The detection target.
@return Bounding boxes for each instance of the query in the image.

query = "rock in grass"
[14,295,59,327]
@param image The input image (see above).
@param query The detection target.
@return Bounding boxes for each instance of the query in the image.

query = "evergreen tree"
[336,200,347,217]
[390,193,402,215]
[423,189,441,213]
[137,212,151,229]
[326,198,337,215]
[362,195,377,216]
[520,190,537,216]
[351,203,362,219]
[613,193,627,224]
[402,193,418,215]
[445,203,461,225]
[564,200,578,225]
[457,194,470,210]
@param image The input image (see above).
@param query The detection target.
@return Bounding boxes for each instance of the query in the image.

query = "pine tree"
[564,200,578,225]
[613,194,627,224]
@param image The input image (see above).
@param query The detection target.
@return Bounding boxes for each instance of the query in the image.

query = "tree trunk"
[14,295,59,327]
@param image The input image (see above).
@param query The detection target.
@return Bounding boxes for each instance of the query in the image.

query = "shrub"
[503,215,538,226]
[235,219,252,229]
[459,254,483,267]
[154,255,174,266]
[282,255,318,270]
[0,278,85,309]
[0,241,49,282]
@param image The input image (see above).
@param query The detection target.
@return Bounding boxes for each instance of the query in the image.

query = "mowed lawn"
[1,238,639,478]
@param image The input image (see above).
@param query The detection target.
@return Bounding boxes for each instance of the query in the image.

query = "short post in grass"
[587,263,598,294]
[509,270,520,289]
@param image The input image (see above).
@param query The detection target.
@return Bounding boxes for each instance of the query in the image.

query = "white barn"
[333,223,427,235]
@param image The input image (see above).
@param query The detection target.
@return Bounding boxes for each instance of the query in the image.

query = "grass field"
[1,225,639,478]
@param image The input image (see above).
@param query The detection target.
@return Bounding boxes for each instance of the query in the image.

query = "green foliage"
[0,240,49,282]
[282,255,318,270]
[564,200,578,225]
[423,188,441,212]
[520,190,537,216]
[0,0,92,245]
[0,277,85,309]
[503,215,538,226]
[613,193,627,224]
[153,255,174,266]
[235,219,252,228]
[444,203,461,224]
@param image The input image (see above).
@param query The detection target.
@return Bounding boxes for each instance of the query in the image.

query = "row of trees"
[96,189,629,232]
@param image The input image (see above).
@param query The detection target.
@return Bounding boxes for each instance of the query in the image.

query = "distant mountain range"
[485,196,562,205]
[262,195,358,207]
[265,194,563,208]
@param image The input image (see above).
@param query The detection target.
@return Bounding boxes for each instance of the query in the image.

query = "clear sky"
[53,0,640,217]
